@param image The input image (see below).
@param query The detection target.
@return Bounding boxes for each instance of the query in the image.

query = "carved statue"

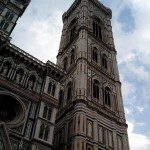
[15,72,22,83]
[1,65,8,76]
[28,80,34,90]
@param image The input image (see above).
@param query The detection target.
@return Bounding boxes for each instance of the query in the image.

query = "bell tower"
[54,0,129,150]
[0,0,30,40]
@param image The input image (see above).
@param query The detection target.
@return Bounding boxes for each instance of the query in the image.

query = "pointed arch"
[47,108,52,120]
[44,126,49,141]
[52,84,56,96]
[39,124,44,139]
[43,106,48,118]
[47,82,52,94]
[92,47,98,62]
[93,79,100,100]
[104,87,111,106]
[5,12,11,19]
[102,54,107,69]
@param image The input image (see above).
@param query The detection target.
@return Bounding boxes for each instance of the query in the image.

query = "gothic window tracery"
[92,48,98,63]
[102,54,107,69]
[47,81,56,96]
[93,20,102,40]
[103,87,111,107]
[39,124,50,141]
[44,126,49,141]
[93,80,100,100]
[5,11,14,21]
[43,106,52,121]
[43,106,48,118]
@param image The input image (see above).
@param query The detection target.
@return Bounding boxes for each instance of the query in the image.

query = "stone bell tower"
[0,0,30,40]
[54,0,130,150]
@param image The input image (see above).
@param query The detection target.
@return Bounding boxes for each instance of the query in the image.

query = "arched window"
[44,126,49,141]
[43,106,48,118]
[58,90,64,109]
[92,48,98,62]
[93,80,100,100]
[67,82,72,101]
[52,84,56,96]
[39,124,44,139]
[8,14,14,21]
[47,108,52,120]
[70,49,75,64]
[104,87,111,106]
[47,82,56,96]
[102,54,107,69]
[93,21,102,39]
[70,25,76,41]
[63,57,68,70]
[3,22,9,30]
[0,20,5,28]
[47,82,52,94]
[5,12,10,18]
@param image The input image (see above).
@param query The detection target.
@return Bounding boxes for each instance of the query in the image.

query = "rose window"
[0,94,25,126]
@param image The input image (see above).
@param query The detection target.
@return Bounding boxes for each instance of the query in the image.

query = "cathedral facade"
[0,0,130,150]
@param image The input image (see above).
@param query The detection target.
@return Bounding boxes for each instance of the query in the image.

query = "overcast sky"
[11,0,150,149]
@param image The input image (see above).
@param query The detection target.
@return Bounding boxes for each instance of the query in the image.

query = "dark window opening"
[70,25,76,41]
[47,108,52,120]
[47,82,52,94]
[44,126,49,141]
[39,124,44,139]
[104,87,111,106]
[0,20,5,28]
[102,54,107,69]
[93,80,99,100]
[63,57,68,70]
[93,21,102,39]
[67,82,72,101]
[43,106,48,118]
[52,84,56,96]
[92,49,98,62]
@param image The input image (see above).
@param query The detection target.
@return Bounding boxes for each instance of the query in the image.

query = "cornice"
[62,0,112,22]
